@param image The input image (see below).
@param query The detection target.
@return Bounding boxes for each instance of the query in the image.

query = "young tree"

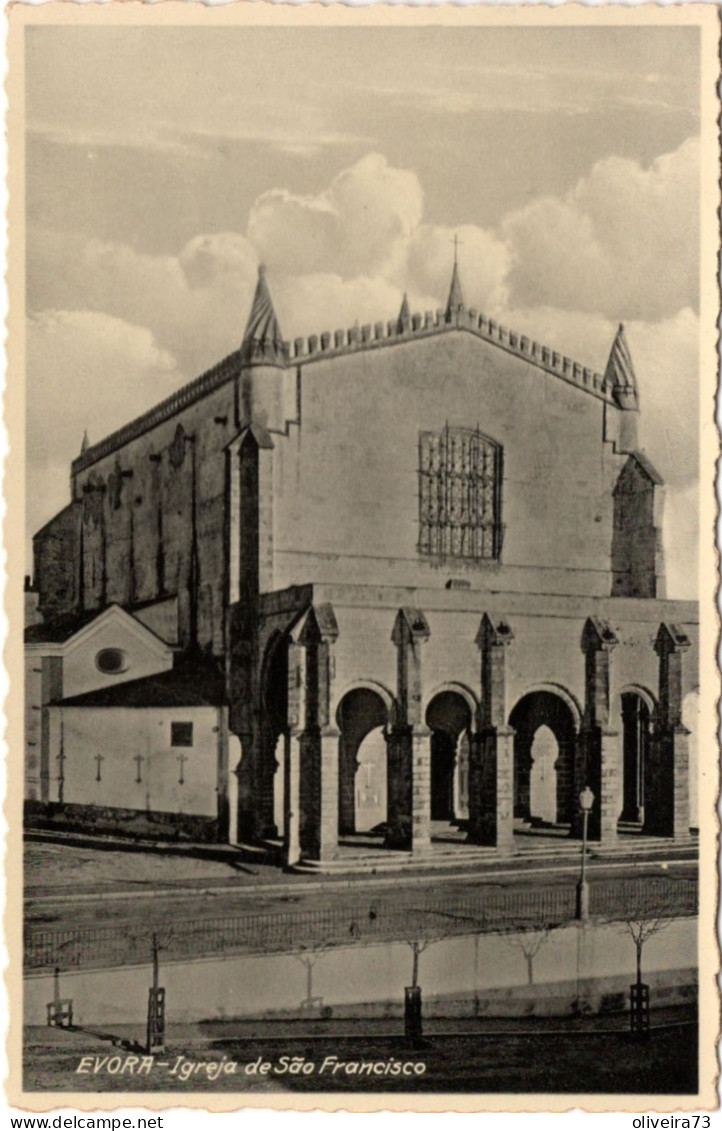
[127,926,175,1053]
[500,925,553,986]
[291,941,332,1011]
[619,908,674,989]
[610,877,689,984]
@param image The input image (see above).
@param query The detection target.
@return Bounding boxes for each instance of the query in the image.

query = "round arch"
[422,682,479,726]
[425,686,476,825]
[617,683,659,722]
[260,631,288,715]
[508,687,580,826]
[333,679,397,730]
[336,684,393,837]
[258,630,290,839]
[511,682,583,734]
[618,685,657,826]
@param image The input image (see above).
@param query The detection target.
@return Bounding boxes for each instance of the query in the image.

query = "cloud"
[663,482,699,601]
[29,122,213,161]
[501,136,699,322]
[272,272,438,343]
[26,146,700,595]
[248,153,424,280]
[407,223,509,315]
[496,303,700,490]
[27,311,186,546]
[30,120,371,162]
[28,228,260,380]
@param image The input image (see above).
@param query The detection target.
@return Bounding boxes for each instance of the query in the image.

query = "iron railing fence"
[24,876,697,973]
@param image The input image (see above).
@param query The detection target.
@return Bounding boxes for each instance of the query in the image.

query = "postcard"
[6,1,719,1113]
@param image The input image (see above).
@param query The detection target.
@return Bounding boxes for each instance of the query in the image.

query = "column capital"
[391,606,431,646]
[581,616,618,654]
[494,724,516,739]
[475,612,514,649]
[293,602,339,646]
[654,622,691,657]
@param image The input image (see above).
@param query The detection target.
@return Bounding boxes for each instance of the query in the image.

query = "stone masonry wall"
[271,331,633,597]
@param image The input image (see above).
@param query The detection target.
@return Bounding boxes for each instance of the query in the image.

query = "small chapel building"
[26,258,699,866]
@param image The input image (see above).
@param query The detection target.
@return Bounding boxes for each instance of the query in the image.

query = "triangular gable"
[26,604,175,658]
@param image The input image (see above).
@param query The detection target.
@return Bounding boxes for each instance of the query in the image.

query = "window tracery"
[418,426,502,560]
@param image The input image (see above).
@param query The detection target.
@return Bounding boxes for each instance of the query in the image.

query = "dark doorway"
[621,692,652,824]
[509,691,577,825]
[260,633,289,839]
[426,691,473,827]
[336,688,389,835]
[431,731,456,820]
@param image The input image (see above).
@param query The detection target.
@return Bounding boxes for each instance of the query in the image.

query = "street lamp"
[576,786,595,922]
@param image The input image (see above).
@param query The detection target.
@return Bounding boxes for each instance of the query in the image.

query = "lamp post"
[576,786,595,922]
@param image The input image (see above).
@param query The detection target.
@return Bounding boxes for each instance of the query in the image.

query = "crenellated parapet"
[288,303,615,403]
[72,350,241,477]
[72,258,624,478]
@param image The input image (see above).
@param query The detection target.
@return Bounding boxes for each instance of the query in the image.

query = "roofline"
[32,500,79,541]
[292,316,614,403]
[53,697,224,710]
[70,307,614,477]
[25,603,179,654]
[72,350,240,476]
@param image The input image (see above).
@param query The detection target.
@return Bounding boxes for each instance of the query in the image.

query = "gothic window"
[418,426,502,560]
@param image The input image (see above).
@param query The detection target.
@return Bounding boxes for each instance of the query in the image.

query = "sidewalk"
[22,1009,699,1096]
[25,1003,697,1049]
[25,828,698,905]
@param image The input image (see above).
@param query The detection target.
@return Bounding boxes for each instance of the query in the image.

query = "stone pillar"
[410,727,432,855]
[290,604,340,863]
[385,728,412,849]
[285,736,301,866]
[225,735,240,844]
[257,718,279,839]
[495,726,516,854]
[233,729,257,844]
[598,729,622,841]
[577,617,620,842]
[228,624,259,844]
[387,608,431,852]
[468,614,515,853]
[338,737,358,835]
[644,624,692,838]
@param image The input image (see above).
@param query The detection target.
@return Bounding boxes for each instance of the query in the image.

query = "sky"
[25,24,702,596]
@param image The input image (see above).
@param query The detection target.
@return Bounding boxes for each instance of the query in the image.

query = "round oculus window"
[95,648,127,675]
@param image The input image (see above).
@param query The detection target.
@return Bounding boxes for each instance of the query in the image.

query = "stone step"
[290,832,697,875]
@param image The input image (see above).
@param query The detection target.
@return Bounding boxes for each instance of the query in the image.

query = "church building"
[26,257,699,867]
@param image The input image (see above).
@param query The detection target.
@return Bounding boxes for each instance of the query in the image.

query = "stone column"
[338,737,358,835]
[284,641,304,866]
[257,717,279,839]
[293,604,340,863]
[385,728,412,849]
[284,733,301,866]
[410,727,432,855]
[228,623,259,844]
[644,623,692,838]
[233,731,257,843]
[577,617,620,842]
[468,614,515,853]
[387,608,431,852]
